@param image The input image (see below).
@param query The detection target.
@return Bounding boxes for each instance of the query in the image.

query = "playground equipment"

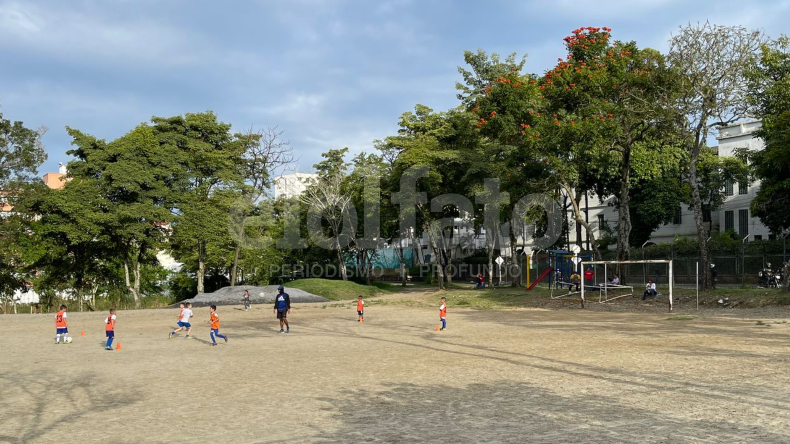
[580,259,675,311]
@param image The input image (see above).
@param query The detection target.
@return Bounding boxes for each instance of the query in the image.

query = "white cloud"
[0,1,206,68]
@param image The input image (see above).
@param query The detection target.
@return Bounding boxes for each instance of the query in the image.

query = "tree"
[0,107,47,187]
[747,35,790,291]
[230,126,293,286]
[66,125,182,307]
[0,109,46,311]
[667,22,764,289]
[302,148,355,281]
[151,112,246,294]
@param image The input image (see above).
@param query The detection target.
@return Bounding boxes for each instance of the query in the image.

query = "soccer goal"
[580,259,675,311]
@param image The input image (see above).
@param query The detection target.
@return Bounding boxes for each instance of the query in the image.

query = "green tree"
[747,36,790,291]
[151,112,246,294]
[667,22,764,289]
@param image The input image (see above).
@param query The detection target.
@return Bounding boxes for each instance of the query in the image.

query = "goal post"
[580,259,674,312]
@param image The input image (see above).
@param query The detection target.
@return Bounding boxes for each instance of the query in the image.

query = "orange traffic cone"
[436,325,440,331]
[116,342,121,351]
[81,331,85,337]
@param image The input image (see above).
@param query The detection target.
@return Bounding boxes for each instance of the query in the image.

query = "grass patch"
[667,315,696,321]
[288,278,385,301]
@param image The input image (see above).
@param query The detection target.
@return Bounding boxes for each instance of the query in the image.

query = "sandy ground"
[1,301,790,443]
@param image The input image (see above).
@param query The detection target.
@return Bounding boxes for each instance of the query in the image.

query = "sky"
[1,0,788,177]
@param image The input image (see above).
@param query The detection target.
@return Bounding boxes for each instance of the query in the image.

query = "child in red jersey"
[55,304,69,344]
[208,305,228,346]
[357,295,365,323]
[439,297,447,331]
[105,308,117,350]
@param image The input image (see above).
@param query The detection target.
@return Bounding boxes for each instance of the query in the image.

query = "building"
[564,120,771,247]
[273,172,318,199]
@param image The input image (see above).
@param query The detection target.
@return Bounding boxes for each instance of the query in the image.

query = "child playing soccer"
[357,295,365,323]
[55,304,69,344]
[439,297,447,331]
[170,302,193,339]
[208,305,228,346]
[104,308,117,350]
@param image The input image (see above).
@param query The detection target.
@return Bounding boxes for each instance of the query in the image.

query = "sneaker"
[210,343,217,346]
[169,332,174,339]
[279,329,284,334]
[185,335,190,339]
[224,336,228,343]
[286,328,290,334]
[105,346,112,350]
[440,328,446,331]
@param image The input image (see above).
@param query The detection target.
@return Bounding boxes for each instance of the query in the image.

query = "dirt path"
[1,303,789,443]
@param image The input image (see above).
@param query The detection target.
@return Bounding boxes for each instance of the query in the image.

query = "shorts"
[106,331,114,338]
[57,328,68,334]
[177,321,185,327]
[276,310,287,319]
[180,322,191,328]
[357,311,364,316]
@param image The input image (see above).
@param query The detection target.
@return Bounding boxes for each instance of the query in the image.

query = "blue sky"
[1,0,788,176]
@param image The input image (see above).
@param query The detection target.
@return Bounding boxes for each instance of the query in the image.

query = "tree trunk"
[563,182,603,260]
[335,239,348,281]
[124,261,142,308]
[425,223,444,289]
[197,241,206,294]
[487,244,495,289]
[783,260,790,292]
[689,148,711,289]
[616,145,633,284]
[230,245,240,286]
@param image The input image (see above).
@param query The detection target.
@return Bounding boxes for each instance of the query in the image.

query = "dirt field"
[2,299,790,443]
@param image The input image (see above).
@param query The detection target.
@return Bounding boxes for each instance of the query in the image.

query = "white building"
[565,120,771,247]
[273,172,318,199]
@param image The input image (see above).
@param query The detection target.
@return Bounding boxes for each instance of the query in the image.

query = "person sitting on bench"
[642,279,657,300]
[569,271,581,292]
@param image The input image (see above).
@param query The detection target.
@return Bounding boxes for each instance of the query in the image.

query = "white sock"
[56,334,60,343]
[63,334,68,341]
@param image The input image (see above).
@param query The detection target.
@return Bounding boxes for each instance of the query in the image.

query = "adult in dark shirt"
[273,285,291,333]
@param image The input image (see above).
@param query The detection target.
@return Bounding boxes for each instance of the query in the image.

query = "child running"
[439,297,447,331]
[104,308,117,350]
[357,295,365,323]
[55,304,69,344]
[169,302,193,339]
[208,305,228,346]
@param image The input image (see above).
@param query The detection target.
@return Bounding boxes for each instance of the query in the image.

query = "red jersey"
[105,314,116,331]
[439,303,447,318]
[210,312,219,330]
[584,269,594,282]
[55,310,67,328]
[357,299,364,311]
[178,307,184,321]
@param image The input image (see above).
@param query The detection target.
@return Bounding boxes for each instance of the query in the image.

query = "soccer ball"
[65,337,73,344]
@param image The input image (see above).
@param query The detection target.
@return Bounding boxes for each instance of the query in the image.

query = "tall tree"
[66,124,183,307]
[0,107,47,187]
[747,35,790,291]
[151,112,246,294]
[667,22,764,289]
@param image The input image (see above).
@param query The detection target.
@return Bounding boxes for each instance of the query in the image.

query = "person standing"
[242,290,251,311]
[357,295,365,323]
[55,304,69,344]
[439,297,447,331]
[104,309,117,350]
[273,285,291,334]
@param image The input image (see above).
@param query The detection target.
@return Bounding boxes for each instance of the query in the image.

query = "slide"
[527,267,553,291]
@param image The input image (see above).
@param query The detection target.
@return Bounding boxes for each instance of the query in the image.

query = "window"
[673,207,682,225]
[597,214,605,228]
[739,209,749,236]
[702,205,711,223]
[724,211,734,232]
[754,235,762,241]
[738,181,748,195]
[725,180,734,196]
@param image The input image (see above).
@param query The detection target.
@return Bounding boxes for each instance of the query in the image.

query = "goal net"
[579,260,675,311]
